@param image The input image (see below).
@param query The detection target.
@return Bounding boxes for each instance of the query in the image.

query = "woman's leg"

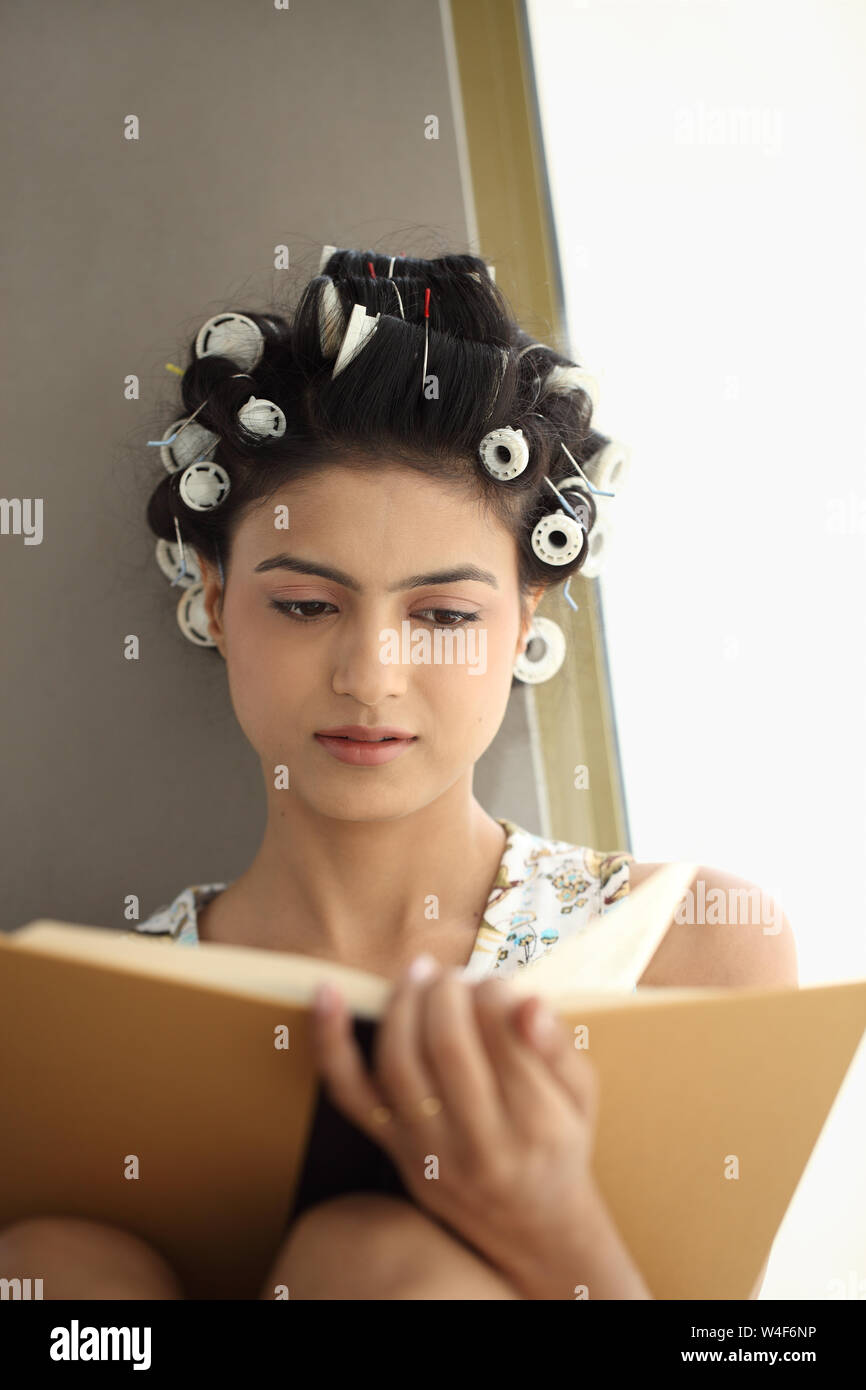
[0,1216,185,1300]
[259,1192,522,1300]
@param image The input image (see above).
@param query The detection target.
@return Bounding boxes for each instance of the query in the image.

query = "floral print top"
[129,817,634,982]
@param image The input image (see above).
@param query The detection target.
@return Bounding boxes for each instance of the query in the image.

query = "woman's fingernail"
[313,982,340,1014]
[531,1003,557,1045]
[406,952,439,983]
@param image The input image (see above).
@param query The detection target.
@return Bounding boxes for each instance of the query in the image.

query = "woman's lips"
[313,733,418,766]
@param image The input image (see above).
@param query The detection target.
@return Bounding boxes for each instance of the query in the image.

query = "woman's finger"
[510,995,599,1125]
[372,957,443,1140]
[310,983,396,1145]
[471,977,572,1140]
[416,968,508,1154]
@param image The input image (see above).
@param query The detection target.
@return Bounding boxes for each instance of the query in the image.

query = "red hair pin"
[421,287,431,394]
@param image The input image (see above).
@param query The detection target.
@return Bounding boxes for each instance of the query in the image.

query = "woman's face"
[199,464,542,823]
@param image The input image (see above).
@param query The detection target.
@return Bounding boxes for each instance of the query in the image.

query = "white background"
[527,0,866,1300]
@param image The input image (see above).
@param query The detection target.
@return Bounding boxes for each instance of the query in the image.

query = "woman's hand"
[310,954,650,1298]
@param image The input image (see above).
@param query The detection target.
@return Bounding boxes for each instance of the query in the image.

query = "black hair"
[146,248,606,646]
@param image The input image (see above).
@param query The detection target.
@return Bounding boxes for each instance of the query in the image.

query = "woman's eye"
[269,601,481,628]
[269,599,337,622]
[414,609,482,628]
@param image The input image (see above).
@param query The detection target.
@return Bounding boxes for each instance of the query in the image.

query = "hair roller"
[178,461,231,512]
[479,426,530,481]
[194,313,266,372]
[176,584,217,648]
[513,615,566,684]
[530,509,585,566]
[318,277,347,358]
[541,363,600,412]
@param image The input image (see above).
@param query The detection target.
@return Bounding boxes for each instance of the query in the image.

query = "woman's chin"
[284,785,432,824]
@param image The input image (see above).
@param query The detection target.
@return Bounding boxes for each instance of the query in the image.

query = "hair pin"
[560,442,615,498]
[381,256,405,318]
[542,474,580,520]
[147,397,210,451]
[147,374,256,454]
[148,374,270,484]
[421,286,431,394]
[170,515,191,587]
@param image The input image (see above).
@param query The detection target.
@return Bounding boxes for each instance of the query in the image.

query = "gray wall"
[1,0,540,933]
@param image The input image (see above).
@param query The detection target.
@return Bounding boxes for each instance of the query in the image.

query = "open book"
[1,861,864,1300]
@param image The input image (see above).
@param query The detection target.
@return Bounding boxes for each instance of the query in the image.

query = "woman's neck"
[198,791,508,974]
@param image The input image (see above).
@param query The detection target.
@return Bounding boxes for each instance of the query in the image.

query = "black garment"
[285,1015,411,1226]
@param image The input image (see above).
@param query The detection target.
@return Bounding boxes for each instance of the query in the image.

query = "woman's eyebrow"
[253,554,499,592]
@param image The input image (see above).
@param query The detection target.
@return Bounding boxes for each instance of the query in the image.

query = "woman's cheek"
[433,631,512,744]
[223,630,297,753]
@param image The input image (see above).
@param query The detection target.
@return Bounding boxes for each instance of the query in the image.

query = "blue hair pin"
[147,372,257,459]
[147,397,210,453]
[559,442,615,498]
[170,515,191,588]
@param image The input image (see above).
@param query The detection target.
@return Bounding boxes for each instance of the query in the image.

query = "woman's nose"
[330,620,410,704]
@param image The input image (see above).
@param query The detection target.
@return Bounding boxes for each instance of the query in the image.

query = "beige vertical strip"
[444,0,630,852]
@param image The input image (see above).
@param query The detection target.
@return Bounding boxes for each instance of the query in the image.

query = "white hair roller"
[319,244,338,274]
[237,395,287,439]
[580,438,631,494]
[531,509,585,566]
[194,313,265,372]
[542,364,600,413]
[176,584,217,648]
[331,301,382,378]
[318,278,346,358]
[513,616,566,684]
[479,425,529,481]
[178,461,231,512]
[155,538,201,589]
[157,418,219,475]
[577,513,615,579]
[516,341,552,358]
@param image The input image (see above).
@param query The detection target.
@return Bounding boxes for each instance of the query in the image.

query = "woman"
[0,248,798,1299]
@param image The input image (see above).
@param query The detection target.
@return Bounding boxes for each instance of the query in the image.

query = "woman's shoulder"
[489,825,798,988]
[625,858,799,988]
[128,882,228,946]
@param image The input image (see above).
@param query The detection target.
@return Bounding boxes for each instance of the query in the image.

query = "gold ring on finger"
[417,1095,443,1118]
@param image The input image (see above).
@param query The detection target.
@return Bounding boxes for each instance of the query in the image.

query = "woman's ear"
[196,552,227,659]
[516,584,546,656]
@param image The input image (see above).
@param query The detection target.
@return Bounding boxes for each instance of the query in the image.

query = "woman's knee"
[0,1216,185,1300]
[259,1192,520,1300]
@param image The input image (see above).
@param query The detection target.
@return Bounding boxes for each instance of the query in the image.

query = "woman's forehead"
[234,468,516,560]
